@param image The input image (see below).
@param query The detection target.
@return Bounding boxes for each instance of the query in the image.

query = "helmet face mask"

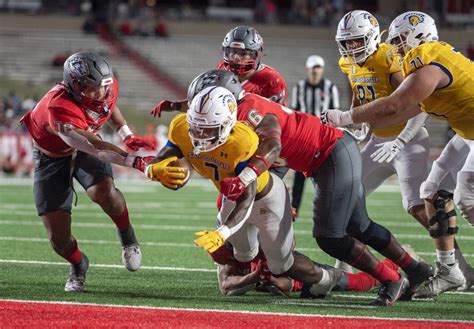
[63,52,114,111]
[187,86,237,154]
[222,26,264,75]
[386,11,438,56]
[336,10,380,64]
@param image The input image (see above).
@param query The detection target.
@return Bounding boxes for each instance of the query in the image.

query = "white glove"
[370,138,405,163]
[320,110,353,127]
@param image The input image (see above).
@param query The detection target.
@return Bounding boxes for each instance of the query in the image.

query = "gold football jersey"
[168,114,270,192]
[403,41,474,140]
[339,43,406,137]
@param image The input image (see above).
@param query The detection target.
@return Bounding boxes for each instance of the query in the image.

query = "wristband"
[216,225,232,241]
[117,124,133,140]
[238,166,258,186]
[246,162,263,177]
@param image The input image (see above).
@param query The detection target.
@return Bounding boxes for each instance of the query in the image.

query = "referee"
[291,55,340,217]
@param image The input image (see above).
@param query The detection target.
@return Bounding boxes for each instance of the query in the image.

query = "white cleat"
[122,244,141,271]
[64,253,89,292]
[413,261,466,299]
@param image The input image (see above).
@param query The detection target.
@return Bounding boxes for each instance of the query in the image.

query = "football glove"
[320,109,353,127]
[254,259,272,281]
[194,230,226,253]
[132,156,155,173]
[145,156,186,189]
[124,135,156,151]
[150,100,180,118]
[220,176,247,201]
[370,138,405,163]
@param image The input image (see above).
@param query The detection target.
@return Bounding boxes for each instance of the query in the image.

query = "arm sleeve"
[57,129,134,167]
[397,112,428,144]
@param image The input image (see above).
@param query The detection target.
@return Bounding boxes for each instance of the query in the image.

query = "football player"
[146,86,343,298]
[333,11,474,291]
[151,25,287,116]
[211,244,399,297]
[322,11,474,297]
[20,52,155,292]
[178,71,432,306]
[336,10,430,231]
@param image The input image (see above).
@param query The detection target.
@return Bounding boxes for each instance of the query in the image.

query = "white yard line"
[2,236,474,259]
[0,220,473,241]
[0,259,215,272]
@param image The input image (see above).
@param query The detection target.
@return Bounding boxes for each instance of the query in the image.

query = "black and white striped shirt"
[291,79,340,116]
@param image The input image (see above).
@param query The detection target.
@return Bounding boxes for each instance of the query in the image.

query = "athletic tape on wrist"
[238,166,258,186]
[117,125,133,140]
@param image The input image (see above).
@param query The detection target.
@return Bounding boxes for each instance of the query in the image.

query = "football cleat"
[308,268,343,297]
[64,253,89,292]
[458,267,474,291]
[122,244,142,271]
[400,261,434,300]
[413,261,466,299]
[370,275,409,306]
[118,225,141,271]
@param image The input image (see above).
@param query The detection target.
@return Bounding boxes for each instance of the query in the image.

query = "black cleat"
[400,261,434,300]
[370,275,409,306]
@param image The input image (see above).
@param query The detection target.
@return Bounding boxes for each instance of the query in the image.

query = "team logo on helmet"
[406,13,424,26]
[223,94,236,114]
[68,56,89,77]
[366,14,378,27]
[343,12,352,28]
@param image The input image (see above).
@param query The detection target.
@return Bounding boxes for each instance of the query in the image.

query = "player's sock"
[346,271,379,291]
[394,251,419,274]
[110,206,130,231]
[62,237,82,265]
[369,261,401,283]
[437,249,456,266]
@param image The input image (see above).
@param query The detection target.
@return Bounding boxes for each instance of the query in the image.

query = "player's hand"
[124,135,156,151]
[254,259,272,281]
[145,156,186,189]
[132,156,155,173]
[320,109,353,127]
[371,138,405,163]
[194,230,225,253]
[151,100,179,118]
[220,177,247,201]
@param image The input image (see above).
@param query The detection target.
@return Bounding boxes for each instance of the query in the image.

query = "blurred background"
[0,0,472,177]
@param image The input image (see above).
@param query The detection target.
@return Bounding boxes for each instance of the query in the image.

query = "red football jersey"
[216,60,287,105]
[21,82,118,155]
[237,94,343,176]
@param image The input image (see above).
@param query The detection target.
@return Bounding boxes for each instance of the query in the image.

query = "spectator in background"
[290,54,339,217]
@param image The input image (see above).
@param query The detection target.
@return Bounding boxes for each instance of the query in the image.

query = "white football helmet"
[187,86,237,154]
[386,11,438,55]
[336,10,380,64]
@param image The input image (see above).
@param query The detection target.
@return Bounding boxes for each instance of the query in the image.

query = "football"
[167,157,191,189]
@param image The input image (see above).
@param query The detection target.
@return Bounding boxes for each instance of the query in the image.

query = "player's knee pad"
[428,190,459,237]
[454,179,474,226]
[316,236,353,260]
[358,221,391,251]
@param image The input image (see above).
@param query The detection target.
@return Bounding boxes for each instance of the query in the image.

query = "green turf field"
[0,178,473,321]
